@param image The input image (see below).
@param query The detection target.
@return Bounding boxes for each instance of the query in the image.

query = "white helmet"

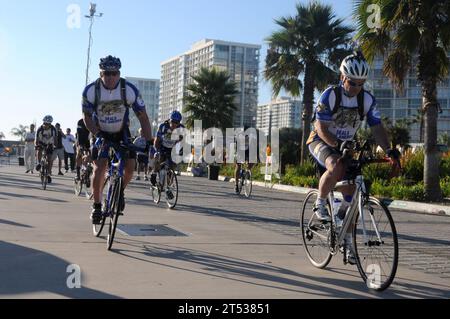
[339,51,370,80]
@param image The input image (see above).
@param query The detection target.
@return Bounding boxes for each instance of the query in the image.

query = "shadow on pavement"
[0,219,33,228]
[0,241,120,299]
[176,203,298,228]
[110,239,449,299]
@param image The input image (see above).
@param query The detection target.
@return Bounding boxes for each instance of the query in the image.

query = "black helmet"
[99,55,121,71]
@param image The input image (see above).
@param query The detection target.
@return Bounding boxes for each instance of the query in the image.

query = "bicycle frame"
[104,144,126,216]
[329,174,383,249]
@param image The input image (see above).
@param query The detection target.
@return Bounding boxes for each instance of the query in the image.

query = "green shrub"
[363,163,393,183]
[402,150,424,182]
[440,156,450,178]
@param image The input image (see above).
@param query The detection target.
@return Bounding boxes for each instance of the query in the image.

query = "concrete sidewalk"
[180,172,450,217]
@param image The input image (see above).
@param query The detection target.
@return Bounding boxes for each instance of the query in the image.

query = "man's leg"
[234,164,241,193]
[64,151,69,172]
[124,159,136,188]
[92,159,108,204]
[318,155,345,199]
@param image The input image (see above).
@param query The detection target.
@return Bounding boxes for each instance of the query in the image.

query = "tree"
[264,1,354,163]
[279,127,302,172]
[383,117,417,149]
[10,125,29,142]
[438,132,450,147]
[183,67,238,131]
[0,132,4,140]
[354,0,450,201]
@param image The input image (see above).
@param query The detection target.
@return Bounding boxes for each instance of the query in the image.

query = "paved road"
[0,164,449,298]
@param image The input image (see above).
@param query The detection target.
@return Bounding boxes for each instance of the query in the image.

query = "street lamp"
[84,3,103,85]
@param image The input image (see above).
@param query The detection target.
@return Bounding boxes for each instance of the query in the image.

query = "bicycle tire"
[300,190,333,269]
[41,164,47,190]
[107,177,122,250]
[353,196,398,291]
[92,176,109,237]
[74,178,82,196]
[165,169,178,209]
[244,170,252,198]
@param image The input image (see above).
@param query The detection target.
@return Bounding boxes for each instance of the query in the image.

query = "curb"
[180,172,450,217]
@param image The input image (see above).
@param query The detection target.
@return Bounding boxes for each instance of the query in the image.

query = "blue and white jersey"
[82,79,146,134]
[309,85,381,142]
[133,136,147,156]
[157,121,185,149]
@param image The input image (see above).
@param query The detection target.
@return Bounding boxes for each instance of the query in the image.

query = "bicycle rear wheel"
[243,170,252,198]
[300,190,333,268]
[107,177,123,250]
[165,169,178,209]
[353,196,398,291]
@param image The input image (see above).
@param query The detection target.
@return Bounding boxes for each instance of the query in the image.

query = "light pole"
[85,3,103,86]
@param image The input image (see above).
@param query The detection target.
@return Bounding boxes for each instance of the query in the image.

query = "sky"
[0,0,354,140]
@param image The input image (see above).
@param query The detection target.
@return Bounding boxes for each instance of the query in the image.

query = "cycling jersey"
[36,125,56,146]
[82,79,146,134]
[307,85,381,144]
[156,121,185,150]
[133,136,147,156]
[76,119,91,148]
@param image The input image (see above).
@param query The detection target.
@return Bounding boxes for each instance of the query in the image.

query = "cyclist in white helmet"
[306,51,401,265]
[35,115,57,183]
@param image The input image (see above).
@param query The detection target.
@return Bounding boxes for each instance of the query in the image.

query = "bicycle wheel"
[151,172,161,204]
[237,171,243,195]
[300,190,333,268]
[353,196,398,291]
[92,176,109,237]
[243,170,252,198]
[41,164,47,190]
[84,173,93,199]
[74,178,82,196]
[165,169,178,209]
[107,177,122,250]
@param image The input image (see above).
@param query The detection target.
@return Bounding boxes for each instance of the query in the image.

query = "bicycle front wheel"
[107,177,123,250]
[165,169,178,209]
[41,166,47,190]
[300,190,333,269]
[244,170,252,198]
[353,196,398,291]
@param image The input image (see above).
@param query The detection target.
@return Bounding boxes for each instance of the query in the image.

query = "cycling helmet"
[99,55,122,71]
[339,51,369,80]
[170,110,182,123]
[43,115,53,124]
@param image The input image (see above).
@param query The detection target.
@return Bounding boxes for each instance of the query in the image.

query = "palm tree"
[265,1,354,163]
[10,125,29,142]
[354,0,450,202]
[183,67,238,131]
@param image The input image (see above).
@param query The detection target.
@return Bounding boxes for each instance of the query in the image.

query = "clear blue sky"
[0,0,353,140]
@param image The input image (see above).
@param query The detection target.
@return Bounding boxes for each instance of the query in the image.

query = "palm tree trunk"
[300,63,315,163]
[422,80,442,202]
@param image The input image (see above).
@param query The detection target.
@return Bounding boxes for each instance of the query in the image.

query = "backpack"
[312,86,366,123]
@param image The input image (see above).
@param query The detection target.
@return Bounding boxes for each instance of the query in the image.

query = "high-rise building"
[366,54,450,143]
[257,97,302,135]
[125,77,160,137]
[159,39,261,128]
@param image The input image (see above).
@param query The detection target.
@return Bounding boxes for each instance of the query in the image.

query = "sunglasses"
[346,77,365,87]
[170,120,180,125]
[103,71,119,77]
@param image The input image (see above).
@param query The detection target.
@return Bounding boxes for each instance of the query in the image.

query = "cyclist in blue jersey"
[307,51,400,264]
[81,55,153,224]
[150,110,184,188]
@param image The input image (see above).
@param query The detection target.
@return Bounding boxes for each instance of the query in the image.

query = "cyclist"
[35,115,57,183]
[234,127,256,194]
[150,110,184,192]
[75,118,93,181]
[306,51,400,264]
[133,128,149,181]
[82,55,152,224]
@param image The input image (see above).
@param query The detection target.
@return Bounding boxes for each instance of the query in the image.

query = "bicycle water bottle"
[332,199,342,218]
[160,169,166,187]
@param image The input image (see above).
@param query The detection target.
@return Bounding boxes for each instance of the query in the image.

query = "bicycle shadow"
[175,203,299,228]
[0,219,33,228]
[0,240,120,298]
[111,239,449,299]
